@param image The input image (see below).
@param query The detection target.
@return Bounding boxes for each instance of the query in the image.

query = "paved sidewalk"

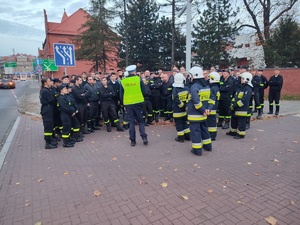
[0,111,299,225]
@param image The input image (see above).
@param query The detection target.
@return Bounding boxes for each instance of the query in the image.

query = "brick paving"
[0,113,299,225]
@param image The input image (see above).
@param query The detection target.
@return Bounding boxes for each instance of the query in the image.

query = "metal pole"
[186,0,192,71]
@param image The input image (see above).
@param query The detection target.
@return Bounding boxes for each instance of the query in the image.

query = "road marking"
[11,89,20,105]
[0,116,20,170]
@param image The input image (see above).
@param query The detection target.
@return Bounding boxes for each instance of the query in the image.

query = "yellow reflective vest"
[121,76,144,106]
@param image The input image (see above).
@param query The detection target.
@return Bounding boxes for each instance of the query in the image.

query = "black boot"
[87,121,94,133]
[275,105,280,116]
[74,132,83,142]
[256,109,263,119]
[44,137,57,149]
[222,119,230,129]
[147,116,154,125]
[217,118,223,127]
[92,120,101,130]
[142,136,148,145]
[234,134,245,139]
[154,113,159,122]
[81,125,90,134]
[226,130,237,136]
[116,122,125,131]
[184,133,190,141]
[123,123,129,130]
[175,136,184,142]
[106,124,112,132]
[191,148,202,156]
[50,136,58,147]
[268,105,273,114]
[63,138,74,147]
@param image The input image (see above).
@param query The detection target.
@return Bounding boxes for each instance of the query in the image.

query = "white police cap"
[125,65,137,73]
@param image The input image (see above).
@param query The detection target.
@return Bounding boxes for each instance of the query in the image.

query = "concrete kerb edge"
[0,116,21,171]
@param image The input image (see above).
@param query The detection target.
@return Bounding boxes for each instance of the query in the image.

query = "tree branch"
[270,0,299,25]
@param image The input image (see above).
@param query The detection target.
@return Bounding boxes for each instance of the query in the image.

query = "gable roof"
[47,8,89,35]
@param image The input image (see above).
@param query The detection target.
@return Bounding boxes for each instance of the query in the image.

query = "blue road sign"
[53,43,76,67]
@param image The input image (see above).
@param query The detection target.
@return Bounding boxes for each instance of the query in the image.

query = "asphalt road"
[0,80,32,151]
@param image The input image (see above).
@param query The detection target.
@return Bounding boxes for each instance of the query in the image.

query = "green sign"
[42,59,58,71]
[4,62,17,67]
[32,59,58,71]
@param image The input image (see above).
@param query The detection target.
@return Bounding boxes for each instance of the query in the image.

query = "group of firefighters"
[40,64,283,156]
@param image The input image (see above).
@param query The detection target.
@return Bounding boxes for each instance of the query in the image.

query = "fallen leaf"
[193,164,198,167]
[290,200,295,205]
[253,138,258,141]
[34,222,42,225]
[145,199,150,202]
[251,146,256,150]
[237,200,244,205]
[273,159,279,163]
[216,168,220,171]
[181,195,189,200]
[88,175,93,178]
[265,216,277,225]
[207,189,213,193]
[91,141,95,144]
[16,182,20,185]
[149,210,153,214]
[24,203,30,207]
[174,169,178,171]
[64,171,69,175]
[258,129,264,131]
[112,157,117,161]
[292,141,298,144]
[93,190,102,197]
[156,134,160,137]
[37,179,43,183]
[224,180,229,184]
[161,182,168,188]
[247,162,252,165]
[158,167,163,170]
[254,173,261,176]
[286,149,294,152]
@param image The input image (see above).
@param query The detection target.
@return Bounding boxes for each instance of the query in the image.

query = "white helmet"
[173,73,185,87]
[188,66,204,79]
[241,72,253,87]
[209,72,220,84]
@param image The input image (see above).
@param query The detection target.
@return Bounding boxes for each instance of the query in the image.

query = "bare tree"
[240,0,299,45]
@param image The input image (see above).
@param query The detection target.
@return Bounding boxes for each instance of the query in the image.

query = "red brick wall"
[261,68,300,96]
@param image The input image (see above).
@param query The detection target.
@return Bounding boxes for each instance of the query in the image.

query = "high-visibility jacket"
[187,81,211,122]
[172,86,189,118]
[231,84,252,117]
[121,76,144,106]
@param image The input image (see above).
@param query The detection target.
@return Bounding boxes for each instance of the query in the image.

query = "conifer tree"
[117,0,160,71]
[192,0,239,68]
[75,0,119,72]
[264,16,300,68]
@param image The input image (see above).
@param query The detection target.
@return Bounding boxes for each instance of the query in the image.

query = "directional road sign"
[53,43,76,67]
[42,59,58,71]
[4,62,17,67]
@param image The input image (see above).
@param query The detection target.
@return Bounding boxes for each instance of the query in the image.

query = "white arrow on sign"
[55,46,66,65]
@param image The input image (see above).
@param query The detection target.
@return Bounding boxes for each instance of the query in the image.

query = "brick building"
[39,8,119,79]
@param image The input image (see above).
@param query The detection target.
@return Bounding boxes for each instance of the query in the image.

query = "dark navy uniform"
[268,74,283,115]
[149,76,162,122]
[207,83,220,140]
[161,79,173,121]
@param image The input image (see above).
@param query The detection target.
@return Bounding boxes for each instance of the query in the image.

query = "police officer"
[172,73,190,142]
[40,77,57,149]
[268,67,283,115]
[207,72,220,141]
[226,72,253,139]
[120,65,148,146]
[187,66,212,156]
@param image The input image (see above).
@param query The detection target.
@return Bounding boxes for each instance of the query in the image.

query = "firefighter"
[257,68,268,113]
[72,76,89,134]
[268,67,283,115]
[250,68,263,119]
[187,66,212,156]
[217,69,235,129]
[120,65,148,146]
[149,71,162,122]
[51,78,63,141]
[207,72,220,141]
[160,73,173,121]
[172,73,190,142]
[99,77,124,132]
[57,84,80,147]
[40,77,57,149]
[142,77,154,125]
[84,76,101,132]
[226,72,253,139]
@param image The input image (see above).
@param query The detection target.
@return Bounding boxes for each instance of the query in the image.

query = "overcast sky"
[0,0,170,57]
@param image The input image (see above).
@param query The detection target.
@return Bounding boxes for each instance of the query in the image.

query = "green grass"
[281,95,300,100]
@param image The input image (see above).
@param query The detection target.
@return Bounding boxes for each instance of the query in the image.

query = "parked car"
[0,79,15,89]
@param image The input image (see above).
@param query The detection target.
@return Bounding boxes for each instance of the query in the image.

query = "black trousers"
[87,101,98,121]
[101,101,118,124]
[151,96,161,114]
[250,91,261,110]
[76,102,87,126]
[259,89,265,109]
[231,116,246,136]
[143,99,153,119]
[161,96,172,117]
[218,98,231,120]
